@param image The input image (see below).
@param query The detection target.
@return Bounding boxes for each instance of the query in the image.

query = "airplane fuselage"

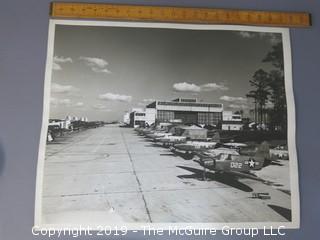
[146,132,173,139]
[173,141,217,152]
[197,153,264,173]
[156,136,187,144]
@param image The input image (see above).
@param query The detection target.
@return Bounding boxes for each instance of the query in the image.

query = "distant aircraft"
[155,135,187,146]
[146,132,173,140]
[172,141,218,153]
[269,145,289,160]
[153,124,205,145]
[135,127,155,135]
[223,142,248,148]
[193,142,271,182]
[200,147,240,158]
[169,130,247,154]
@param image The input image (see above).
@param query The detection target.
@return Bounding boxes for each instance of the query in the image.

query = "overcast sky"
[50,24,282,121]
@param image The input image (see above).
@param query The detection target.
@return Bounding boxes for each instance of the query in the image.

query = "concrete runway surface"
[41,125,291,224]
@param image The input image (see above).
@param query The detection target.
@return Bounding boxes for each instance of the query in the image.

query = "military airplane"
[223,142,248,148]
[193,141,270,181]
[155,135,187,146]
[172,141,218,153]
[134,127,153,135]
[168,131,222,153]
[200,147,240,157]
[145,132,173,139]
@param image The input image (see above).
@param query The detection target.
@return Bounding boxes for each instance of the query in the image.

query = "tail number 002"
[230,162,243,169]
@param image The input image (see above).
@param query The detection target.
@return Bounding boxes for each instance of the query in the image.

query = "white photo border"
[34,19,300,230]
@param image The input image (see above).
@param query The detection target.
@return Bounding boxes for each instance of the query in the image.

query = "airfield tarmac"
[42,124,292,224]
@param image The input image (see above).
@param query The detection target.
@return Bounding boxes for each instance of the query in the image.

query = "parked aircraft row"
[134,124,278,183]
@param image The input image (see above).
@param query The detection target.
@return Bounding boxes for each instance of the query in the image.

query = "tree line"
[246,41,287,131]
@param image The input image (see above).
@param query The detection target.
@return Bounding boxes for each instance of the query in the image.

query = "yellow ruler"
[51,2,311,27]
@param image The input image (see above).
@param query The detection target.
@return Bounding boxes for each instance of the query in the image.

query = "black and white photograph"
[35,20,299,229]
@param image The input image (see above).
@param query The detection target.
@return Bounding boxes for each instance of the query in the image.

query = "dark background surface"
[0,0,319,239]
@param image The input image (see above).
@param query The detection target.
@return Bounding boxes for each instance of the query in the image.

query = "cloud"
[80,56,111,73]
[229,104,249,109]
[173,82,201,92]
[53,56,72,71]
[50,98,85,109]
[201,83,229,91]
[54,56,73,63]
[92,67,111,73]
[99,93,132,102]
[258,32,282,44]
[173,82,228,93]
[269,34,281,45]
[51,83,79,94]
[238,31,252,38]
[220,95,247,102]
[237,31,281,45]
[50,97,71,106]
[53,62,62,70]
[92,104,111,111]
[74,102,84,108]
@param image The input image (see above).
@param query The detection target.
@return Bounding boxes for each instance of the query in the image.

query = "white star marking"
[249,158,255,168]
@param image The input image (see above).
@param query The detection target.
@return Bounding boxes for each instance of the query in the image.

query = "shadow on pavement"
[268,204,292,221]
[176,166,253,192]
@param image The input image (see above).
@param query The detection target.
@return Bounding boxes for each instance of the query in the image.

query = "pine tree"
[248,69,271,126]
[263,42,287,131]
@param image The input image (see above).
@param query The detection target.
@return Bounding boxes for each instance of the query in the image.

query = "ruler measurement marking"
[51,2,311,27]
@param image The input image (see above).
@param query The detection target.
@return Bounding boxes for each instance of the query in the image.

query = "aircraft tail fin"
[253,141,270,170]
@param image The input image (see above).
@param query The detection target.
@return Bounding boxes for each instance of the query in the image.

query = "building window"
[198,112,222,125]
[157,110,174,122]
[157,101,222,108]
[198,112,209,125]
[212,112,222,125]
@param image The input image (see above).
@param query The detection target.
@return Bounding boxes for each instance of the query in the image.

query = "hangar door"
[175,111,198,125]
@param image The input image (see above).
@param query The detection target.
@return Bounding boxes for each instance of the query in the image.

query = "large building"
[49,116,89,130]
[129,98,223,127]
[221,111,243,131]
[129,108,145,127]
[126,98,248,129]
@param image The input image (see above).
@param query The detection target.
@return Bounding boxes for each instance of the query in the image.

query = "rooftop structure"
[146,98,223,126]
